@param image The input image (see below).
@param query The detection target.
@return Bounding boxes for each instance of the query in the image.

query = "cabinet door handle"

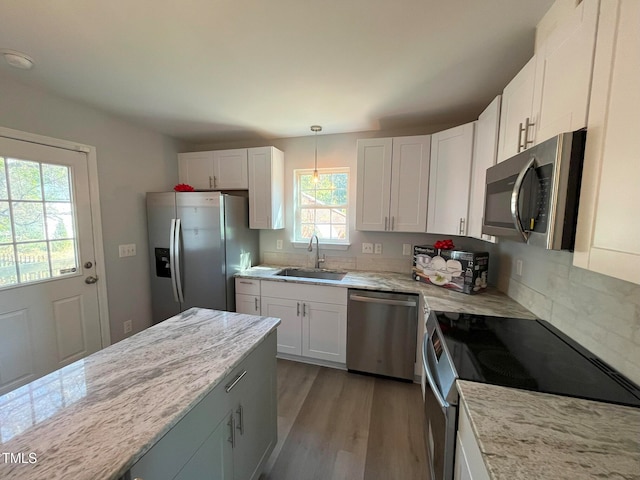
[227,415,236,447]
[209,176,213,188]
[236,404,244,435]
[384,217,388,231]
[459,218,466,235]
[213,175,218,188]
[254,297,259,311]
[524,117,535,148]
[518,122,525,153]
[297,302,300,316]
[225,370,247,393]
[302,303,307,317]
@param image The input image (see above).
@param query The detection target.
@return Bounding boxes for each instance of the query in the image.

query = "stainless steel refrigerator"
[146,192,259,324]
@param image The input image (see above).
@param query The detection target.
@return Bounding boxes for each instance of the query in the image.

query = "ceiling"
[0,0,554,144]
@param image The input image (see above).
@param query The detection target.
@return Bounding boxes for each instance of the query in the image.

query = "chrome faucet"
[307,234,325,269]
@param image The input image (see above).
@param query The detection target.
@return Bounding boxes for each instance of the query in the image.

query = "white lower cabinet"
[260,281,347,364]
[454,402,489,480]
[261,296,301,356]
[235,278,261,315]
[128,332,276,480]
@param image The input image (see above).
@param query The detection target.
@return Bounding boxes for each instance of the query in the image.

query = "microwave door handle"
[511,157,535,243]
[422,333,449,410]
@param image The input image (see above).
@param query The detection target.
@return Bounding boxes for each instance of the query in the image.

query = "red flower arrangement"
[434,239,455,250]
[174,183,195,192]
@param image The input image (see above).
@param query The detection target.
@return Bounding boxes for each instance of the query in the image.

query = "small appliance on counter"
[413,244,488,294]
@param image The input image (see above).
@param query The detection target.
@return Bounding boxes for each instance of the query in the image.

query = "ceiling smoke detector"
[2,50,34,70]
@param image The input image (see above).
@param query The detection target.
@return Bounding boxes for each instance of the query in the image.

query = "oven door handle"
[422,333,449,409]
[510,157,535,243]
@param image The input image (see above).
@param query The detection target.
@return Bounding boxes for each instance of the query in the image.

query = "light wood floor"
[260,359,429,480]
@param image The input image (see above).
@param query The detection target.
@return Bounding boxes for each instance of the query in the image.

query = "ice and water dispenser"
[154,248,171,278]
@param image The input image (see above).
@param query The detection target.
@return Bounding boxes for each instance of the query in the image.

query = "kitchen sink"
[275,268,347,281]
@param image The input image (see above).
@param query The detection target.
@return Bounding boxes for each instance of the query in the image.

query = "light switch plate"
[374,243,382,254]
[362,243,374,254]
[403,244,411,256]
[118,244,137,257]
[276,239,283,250]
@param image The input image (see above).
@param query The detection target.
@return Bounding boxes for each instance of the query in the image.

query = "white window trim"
[293,167,350,246]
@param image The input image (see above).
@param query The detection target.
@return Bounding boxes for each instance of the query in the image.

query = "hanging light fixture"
[311,125,322,183]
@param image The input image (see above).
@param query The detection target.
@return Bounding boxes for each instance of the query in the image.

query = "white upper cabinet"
[497,0,599,163]
[573,0,640,286]
[212,149,248,189]
[532,0,599,145]
[177,151,215,190]
[468,96,501,242]
[178,149,248,190]
[248,146,284,230]
[427,123,475,236]
[497,57,536,163]
[356,135,430,232]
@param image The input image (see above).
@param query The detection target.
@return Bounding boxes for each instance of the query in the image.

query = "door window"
[0,157,78,288]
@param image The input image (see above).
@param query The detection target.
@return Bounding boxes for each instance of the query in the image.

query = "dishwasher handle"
[349,294,417,308]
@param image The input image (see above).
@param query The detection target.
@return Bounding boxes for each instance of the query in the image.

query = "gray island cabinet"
[0,308,279,480]
[128,331,276,480]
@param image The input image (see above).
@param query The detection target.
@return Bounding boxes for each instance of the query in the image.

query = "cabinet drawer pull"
[225,370,247,393]
[239,280,254,285]
[236,404,244,435]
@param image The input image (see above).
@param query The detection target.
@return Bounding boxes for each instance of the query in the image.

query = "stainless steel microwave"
[482,130,586,250]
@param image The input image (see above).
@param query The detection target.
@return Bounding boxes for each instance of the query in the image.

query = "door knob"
[85,276,98,284]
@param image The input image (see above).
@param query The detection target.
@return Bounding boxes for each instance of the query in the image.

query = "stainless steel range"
[422,310,640,480]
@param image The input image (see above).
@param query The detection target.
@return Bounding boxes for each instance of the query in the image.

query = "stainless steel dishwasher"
[347,289,419,381]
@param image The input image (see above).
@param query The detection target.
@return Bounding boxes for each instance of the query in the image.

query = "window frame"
[293,167,350,246]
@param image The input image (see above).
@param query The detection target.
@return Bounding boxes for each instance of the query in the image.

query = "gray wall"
[496,239,640,385]
[0,73,182,343]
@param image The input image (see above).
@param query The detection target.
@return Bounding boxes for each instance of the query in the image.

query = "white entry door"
[0,136,103,395]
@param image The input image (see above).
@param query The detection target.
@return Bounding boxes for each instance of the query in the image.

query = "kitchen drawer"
[261,280,347,305]
[235,278,261,296]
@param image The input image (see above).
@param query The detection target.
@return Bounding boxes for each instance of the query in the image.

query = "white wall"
[189,126,498,277]
[496,239,640,385]
[0,73,182,343]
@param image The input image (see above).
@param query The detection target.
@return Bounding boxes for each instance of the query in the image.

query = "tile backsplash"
[262,251,411,273]
[496,240,640,386]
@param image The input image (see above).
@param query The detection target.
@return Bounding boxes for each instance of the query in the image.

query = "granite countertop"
[237,265,535,319]
[0,308,280,480]
[457,380,640,479]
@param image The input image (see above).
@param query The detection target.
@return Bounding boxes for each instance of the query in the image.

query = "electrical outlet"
[123,319,132,334]
[276,239,283,250]
[362,243,374,254]
[374,243,382,254]
[402,244,412,256]
[516,259,523,276]
[118,243,137,257]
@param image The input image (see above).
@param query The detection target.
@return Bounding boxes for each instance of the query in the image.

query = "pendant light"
[311,125,322,183]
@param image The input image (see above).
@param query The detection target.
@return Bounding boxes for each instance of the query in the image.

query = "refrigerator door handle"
[169,218,179,303]
[174,218,185,303]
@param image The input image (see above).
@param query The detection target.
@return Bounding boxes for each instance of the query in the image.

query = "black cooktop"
[435,311,640,408]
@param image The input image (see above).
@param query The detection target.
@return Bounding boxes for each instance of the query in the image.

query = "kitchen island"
[457,380,640,479]
[0,308,280,480]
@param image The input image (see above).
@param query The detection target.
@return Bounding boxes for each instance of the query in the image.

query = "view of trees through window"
[0,157,78,288]
[296,168,349,242]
